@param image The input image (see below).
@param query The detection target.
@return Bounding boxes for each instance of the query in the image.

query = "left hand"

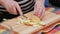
[34,0,45,20]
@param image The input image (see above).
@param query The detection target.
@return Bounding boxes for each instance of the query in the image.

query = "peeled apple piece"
[27,14,41,23]
[17,15,42,26]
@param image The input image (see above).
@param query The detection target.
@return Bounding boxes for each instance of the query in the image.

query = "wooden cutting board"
[1,11,60,34]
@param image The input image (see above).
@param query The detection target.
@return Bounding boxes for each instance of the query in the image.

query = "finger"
[38,7,45,19]
[39,10,43,19]
[34,9,38,16]
[34,4,38,16]
[37,8,42,17]
[11,5,17,15]
[15,2,23,16]
[41,7,45,17]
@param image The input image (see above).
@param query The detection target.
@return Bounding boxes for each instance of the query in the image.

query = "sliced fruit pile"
[17,14,45,26]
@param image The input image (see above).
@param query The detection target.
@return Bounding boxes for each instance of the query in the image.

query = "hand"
[34,0,45,19]
[0,0,23,16]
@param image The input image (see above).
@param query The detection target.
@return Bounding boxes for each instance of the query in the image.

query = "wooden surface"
[1,11,60,34]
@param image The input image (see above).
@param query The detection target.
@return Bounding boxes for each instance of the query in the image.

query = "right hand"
[0,0,23,16]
